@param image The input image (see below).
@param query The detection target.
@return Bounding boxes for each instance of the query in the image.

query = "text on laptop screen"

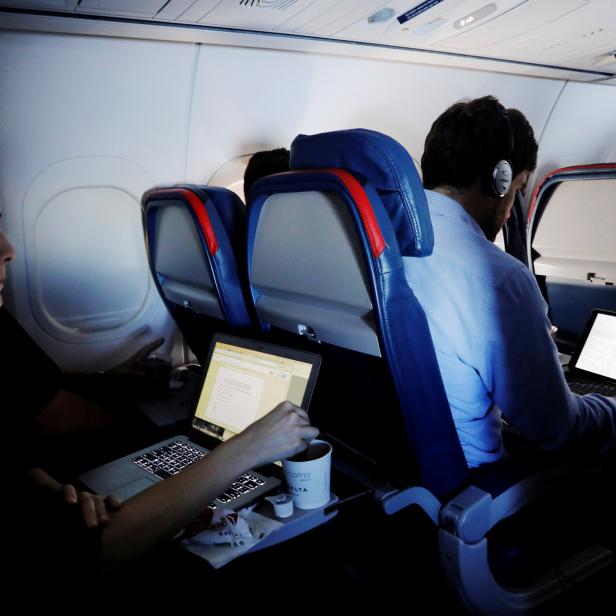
[192,341,314,440]
[575,313,616,380]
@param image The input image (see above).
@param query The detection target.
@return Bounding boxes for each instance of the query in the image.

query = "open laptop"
[79,333,321,509]
[565,309,616,397]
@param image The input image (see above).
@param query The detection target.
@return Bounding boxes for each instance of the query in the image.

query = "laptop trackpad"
[114,477,157,502]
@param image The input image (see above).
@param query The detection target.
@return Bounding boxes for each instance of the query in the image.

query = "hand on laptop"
[26,467,122,528]
[238,401,319,467]
[60,484,123,529]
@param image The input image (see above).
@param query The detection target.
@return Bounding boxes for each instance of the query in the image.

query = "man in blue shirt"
[407,96,615,468]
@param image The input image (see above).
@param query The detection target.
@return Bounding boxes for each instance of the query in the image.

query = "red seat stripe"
[285,168,386,258]
[147,187,218,255]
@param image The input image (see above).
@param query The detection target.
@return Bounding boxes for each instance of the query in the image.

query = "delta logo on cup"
[282,440,332,509]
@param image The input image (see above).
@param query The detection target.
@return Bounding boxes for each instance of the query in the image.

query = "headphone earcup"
[492,160,513,197]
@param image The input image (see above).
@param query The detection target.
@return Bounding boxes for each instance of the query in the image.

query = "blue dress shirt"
[405,190,616,468]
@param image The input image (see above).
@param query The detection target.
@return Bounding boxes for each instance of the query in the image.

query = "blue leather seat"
[143,185,251,362]
[244,129,613,614]
[246,128,467,497]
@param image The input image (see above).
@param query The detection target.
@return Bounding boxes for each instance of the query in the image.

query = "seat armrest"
[378,485,441,523]
[442,460,602,543]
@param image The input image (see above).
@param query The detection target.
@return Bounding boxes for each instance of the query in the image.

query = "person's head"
[421,95,538,240]
[243,148,290,201]
[0,215,16,308]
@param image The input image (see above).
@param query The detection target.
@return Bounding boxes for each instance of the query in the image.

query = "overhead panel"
[272,0,345,32]
[327,0,432,43]
[483,2,616,68]
[430,0,588,51]
[282,1,390,36]
[77,0,168,19]
[316,2,395,38]
[1,0,615,79]
[388,0,529,46]
[333,0,527,46]
[169,0,224,23]
[194,0,317,30]
[154,0,203,21]
[0,0,78,9]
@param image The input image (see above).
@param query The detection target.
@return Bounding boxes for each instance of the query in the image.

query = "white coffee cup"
[282,439,332,509]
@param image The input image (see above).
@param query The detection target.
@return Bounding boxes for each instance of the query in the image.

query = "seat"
[244,129,613,614]
[527,163,616,353]
[246,128,466,497]
[142,185,252,363]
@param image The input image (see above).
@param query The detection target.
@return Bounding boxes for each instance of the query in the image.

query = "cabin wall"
[0,29,612,371]
[532,81,616,188]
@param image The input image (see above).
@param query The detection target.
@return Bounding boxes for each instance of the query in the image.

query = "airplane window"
[35,187,150,332]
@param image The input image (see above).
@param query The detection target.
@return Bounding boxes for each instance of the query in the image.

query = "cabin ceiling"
[1,0,616,80]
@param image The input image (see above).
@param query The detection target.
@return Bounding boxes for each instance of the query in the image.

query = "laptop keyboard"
[569,381,616,396]
[131,440,270,510]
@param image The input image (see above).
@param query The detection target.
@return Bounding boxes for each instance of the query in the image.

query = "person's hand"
[26,468,123,528]
[107,337,165,376]
[60,484,123,528]
[238,401,319,467]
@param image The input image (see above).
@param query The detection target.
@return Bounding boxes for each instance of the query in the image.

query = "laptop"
[79,333,321,509]
[565,309,616,397]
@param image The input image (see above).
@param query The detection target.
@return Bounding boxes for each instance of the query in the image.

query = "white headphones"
[490,109,514,198]
[492,159,513,198]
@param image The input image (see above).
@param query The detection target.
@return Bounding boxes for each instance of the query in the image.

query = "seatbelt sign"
[398,0,445,25]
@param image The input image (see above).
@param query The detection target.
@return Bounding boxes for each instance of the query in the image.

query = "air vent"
[239,0,300,9]
[541,27,605,53]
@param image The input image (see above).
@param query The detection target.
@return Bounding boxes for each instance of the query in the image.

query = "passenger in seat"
[1,223,318,577]
[21,401,316,559]
[0,216,164,475]
[243,147,290,201]
[408,95,615,469]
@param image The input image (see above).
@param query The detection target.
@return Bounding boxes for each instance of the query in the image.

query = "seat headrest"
[290,128,433,257]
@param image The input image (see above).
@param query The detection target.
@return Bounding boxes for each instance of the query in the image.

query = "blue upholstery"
[247,129,468,498]
[179,185,251,327]
[290,129,433,258]
[187,185,246,261]
[143,185,251,358]
[246,142,614,611]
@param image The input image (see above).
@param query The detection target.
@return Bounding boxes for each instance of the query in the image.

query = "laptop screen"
[192,334,321,442]
[571,310,616,381]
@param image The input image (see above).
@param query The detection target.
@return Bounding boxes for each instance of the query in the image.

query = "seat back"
[246,129,469,497]
[143,185,251,362]
[247,143,613,613]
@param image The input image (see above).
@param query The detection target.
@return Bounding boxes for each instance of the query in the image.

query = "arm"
[486,264,616,454]
[99,401,318,563]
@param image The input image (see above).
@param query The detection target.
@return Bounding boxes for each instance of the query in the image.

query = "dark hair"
[421,96,537,193]
[243,148,290,200]
[507,107,537,181]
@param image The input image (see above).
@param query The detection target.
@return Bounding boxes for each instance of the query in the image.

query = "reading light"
[368,7,396,23]
[453,3,497,29]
